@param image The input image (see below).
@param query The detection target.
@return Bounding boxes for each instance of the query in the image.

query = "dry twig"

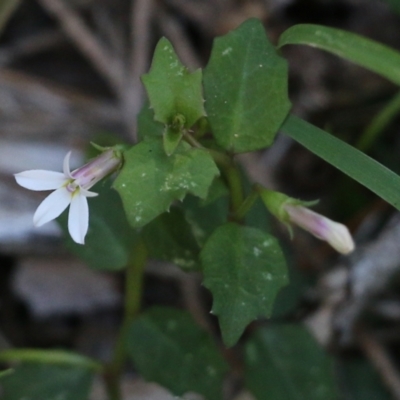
[358,329,400,400]
[157,8,202,69]
[37,0,125,94]
[121,0,155,139]
[335,213,400,342]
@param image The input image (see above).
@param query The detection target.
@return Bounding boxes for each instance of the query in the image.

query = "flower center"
[66,180,79,194]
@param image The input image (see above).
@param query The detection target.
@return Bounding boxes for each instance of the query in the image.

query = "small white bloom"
[283,204,355,254]
[15,149,121,244]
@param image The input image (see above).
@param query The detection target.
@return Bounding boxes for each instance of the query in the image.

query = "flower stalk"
[105,239,148,400]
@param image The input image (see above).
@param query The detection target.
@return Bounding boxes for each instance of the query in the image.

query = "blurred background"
[1,0,400,398]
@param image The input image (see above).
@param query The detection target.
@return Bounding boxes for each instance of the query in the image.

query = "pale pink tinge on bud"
[283,204,355,254]
[15,149,122,244]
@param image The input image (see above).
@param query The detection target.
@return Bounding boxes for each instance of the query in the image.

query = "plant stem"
[183,133,244,217]
[183,131,203,148]
[234,186,260,221]
[224,162,244,217]
[207,148,244,217]
[104,239,148,400]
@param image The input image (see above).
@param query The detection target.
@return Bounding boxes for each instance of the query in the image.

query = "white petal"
[80,187,98,198]
[68,193,89,244]
[34,187,71,226]
[63,151,73,177]
[15,170,66,191]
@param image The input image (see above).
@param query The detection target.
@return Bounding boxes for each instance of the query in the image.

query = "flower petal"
[80,188,98,198]
[34,187,71,226]
[63,151,73,177]
[68,193,89,244]
[15,170,66,191]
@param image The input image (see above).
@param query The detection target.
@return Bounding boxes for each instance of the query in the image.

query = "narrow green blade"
[278,24,400,85]
[281,115,400,211]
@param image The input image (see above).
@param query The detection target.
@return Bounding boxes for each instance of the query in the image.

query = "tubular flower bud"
[259,187,355,254]
[283,204,355,254]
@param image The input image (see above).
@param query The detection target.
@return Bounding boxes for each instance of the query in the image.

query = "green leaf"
[0,349,102,372]
[245,325,339,400]
[281,114,400,211]
[272,260,310,318]
[203,18,291,153]
[278,24,400,86]
[199,177,229,207]
[114,140,219,228]
[201,223,288,347]
[163,125,183,156]
[337,357,391,400]
[137,103,164,142]
[127,307,229,400]
[142,38,205,128]
[58,183,138,271]
[0,349,100,400]
[183,184,229,247]
[0,364,94,400]
[142,207,201,270]
[0,369,13,379]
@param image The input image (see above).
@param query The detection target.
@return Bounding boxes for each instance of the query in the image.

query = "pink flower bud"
[70,149,122,190]
[283,204,355,254]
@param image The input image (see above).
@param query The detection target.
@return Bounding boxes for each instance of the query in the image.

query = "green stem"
[225,163,244,216]
[182,133,245,218]
[183,132,203,148]
[105,239,148,400]
[207,149,244,217]
[234,186,260,221]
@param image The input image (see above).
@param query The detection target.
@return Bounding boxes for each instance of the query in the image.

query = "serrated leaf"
[137,103,164,142]
[203,18,291,153]
[199,177,229,207]
[114,139,219,228]
[163,125,183,156]
[142,207,200,270]
[58,183,138,271]
[244,325,339,400]
[201,223,288,347]
[183,192,229,247]
[127,307,229,400]
[142,38,205,128]
[0,364,93,400]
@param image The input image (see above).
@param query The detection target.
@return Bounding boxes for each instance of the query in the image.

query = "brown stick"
[37,0,125,94]
[119,0,155,140]
[358,329,400,399]
[157,9,202,69]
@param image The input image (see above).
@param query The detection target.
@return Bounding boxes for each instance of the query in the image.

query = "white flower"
[283,204,355,254]
[15,149,121,244]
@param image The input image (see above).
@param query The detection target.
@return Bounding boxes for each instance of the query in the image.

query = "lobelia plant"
[3,17,400,400]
